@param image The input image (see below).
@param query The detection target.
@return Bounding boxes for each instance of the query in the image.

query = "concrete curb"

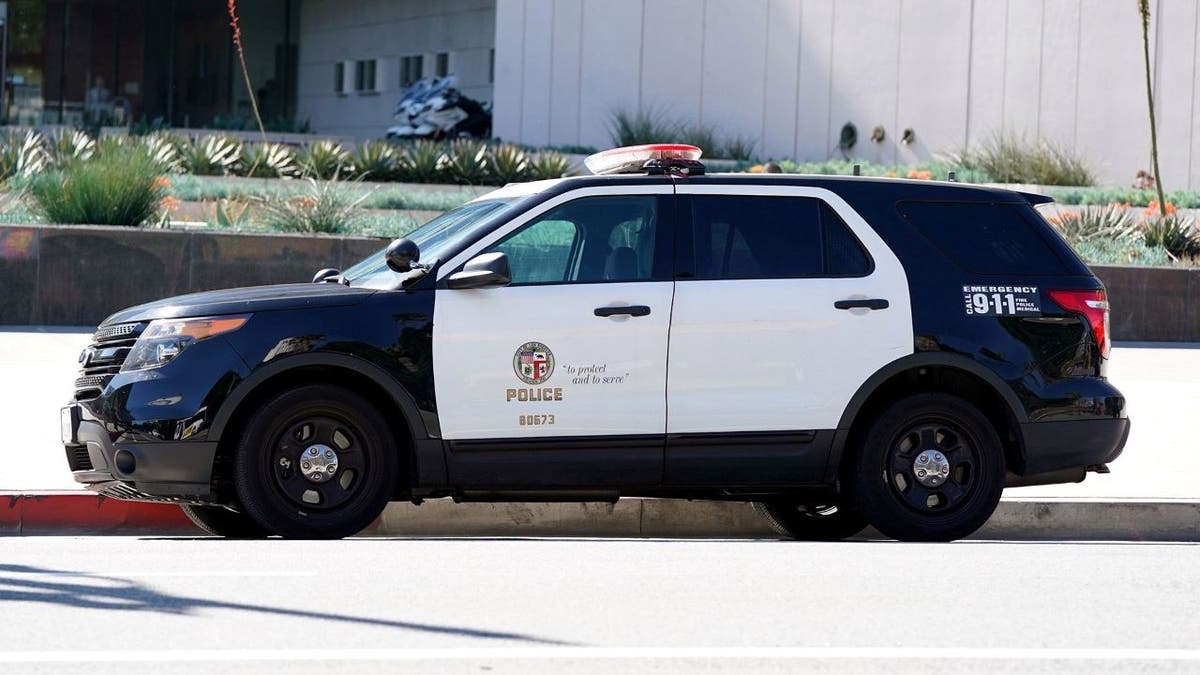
[3,493,1198,540]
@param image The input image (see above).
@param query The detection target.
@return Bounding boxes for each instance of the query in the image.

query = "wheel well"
[838,365,1023,480]
[210,365,417,502]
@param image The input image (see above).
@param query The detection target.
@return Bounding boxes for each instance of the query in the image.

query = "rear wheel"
[753,499,868,541]
[233,384,399,539]
[180,504,269,538]
[851,393,1005,542]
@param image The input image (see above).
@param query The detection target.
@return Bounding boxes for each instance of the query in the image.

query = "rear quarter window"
[896,200,1085,276]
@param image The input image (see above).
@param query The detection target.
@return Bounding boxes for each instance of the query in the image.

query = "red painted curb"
[1,493,200,535]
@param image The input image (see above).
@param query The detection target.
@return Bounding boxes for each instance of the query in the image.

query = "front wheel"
[850,393,1005,542]
[233,384,399,539]
[753,499,869,541]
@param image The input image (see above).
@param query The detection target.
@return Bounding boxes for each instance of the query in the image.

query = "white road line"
[0,648,1198,663]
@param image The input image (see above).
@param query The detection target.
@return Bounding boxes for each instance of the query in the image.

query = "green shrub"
[254,177,370,234]
[1043,205,1140,244]
[45,130,95,167]
[1050,188,1200,209]
[488,144,530,184]
[608,107,677,147]
[28,144,166,226]
[1071,238,1172,266]
[180,135,241,176]
[954,132,1096,186]
[239,142,299,178]
[297,140,351,179]
[721,135,758,161]
[529,152,573,180]
[396,141,446,183]
[1142,215,1200,259]
[351,141,399,181]
[445,139,489,184]
[0,130,48,181]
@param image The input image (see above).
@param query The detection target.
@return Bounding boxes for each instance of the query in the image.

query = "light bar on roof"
[584,144,704,175]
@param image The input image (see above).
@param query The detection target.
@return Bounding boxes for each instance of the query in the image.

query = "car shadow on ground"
[0,563,570,645]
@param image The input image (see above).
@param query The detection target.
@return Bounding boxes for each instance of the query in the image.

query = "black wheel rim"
[885,419,979,514]
[269,413,368,511]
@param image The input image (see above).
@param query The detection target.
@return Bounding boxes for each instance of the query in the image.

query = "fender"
[825,351,1029,482]
[208,352,435,441]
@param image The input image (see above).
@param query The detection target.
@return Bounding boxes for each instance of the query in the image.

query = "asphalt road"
[1,537,1198,673]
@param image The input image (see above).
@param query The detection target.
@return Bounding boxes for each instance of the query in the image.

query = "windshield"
[343,198,521,287]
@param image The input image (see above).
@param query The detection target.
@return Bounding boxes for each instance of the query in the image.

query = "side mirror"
[446,252,512,289]
[312,268,341,283]
[386,238,420,273]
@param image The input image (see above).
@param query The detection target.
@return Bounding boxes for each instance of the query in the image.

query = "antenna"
[852,164,861,176]
[948,171,957,182]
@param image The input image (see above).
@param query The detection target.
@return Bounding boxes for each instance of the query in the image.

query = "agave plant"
[1044,205,1140,245]
[350,141,399,181]
[445,139,489,184]
[238,142,298,178]
[1142,214,1200,260]
[529,151,573,180]
[488,144,530,184]
[297,140,351,179]
[139,132,185,173]
[254,176,371,234]
[0,130,48,181]
[44,129,96,167]
[396,140,447,183]
[180,135,242,176]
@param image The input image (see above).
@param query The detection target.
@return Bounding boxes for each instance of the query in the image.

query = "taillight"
[1047,289,1110,358]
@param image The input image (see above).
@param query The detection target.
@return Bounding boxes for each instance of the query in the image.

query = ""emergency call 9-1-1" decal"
[962,285,1041,316]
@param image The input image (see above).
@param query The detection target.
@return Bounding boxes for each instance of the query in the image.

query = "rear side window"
[690,196,872,279]
[897,201,1072,275]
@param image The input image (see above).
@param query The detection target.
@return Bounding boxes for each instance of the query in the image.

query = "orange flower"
[1059,210,1080,221]
[160,196,180,211]
[907,169,932,180]
[152,176,172,191]
[1144,200,1176,216]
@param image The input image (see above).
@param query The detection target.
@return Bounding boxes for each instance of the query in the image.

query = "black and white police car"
[61,144,1128,541]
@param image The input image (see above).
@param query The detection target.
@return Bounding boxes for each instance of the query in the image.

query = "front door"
[665,185,914,484]
[433,186,675,487]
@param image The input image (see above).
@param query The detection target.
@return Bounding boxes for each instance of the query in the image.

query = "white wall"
[297,0,496,138]
[494,0,1200,189]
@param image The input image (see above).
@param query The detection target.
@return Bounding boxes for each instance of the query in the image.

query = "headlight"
[121,315,250,372]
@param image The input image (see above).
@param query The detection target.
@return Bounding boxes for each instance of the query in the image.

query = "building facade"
[491,0,1200,189]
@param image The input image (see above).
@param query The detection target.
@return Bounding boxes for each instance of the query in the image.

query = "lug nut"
[917,469,927,478]
[327,465,336,473]
[325,450,334,459]
[308,448,318,456]
[279,457,291,468]
[302,461,311,470]
[918,455,928,464]
[935,453,944,462]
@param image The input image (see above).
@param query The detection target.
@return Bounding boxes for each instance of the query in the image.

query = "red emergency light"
[584,144,704,176]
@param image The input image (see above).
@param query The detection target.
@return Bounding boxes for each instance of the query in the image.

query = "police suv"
[61,144,1128,541]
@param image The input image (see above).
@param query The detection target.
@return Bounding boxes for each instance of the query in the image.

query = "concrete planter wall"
[0,224,1196,341]
[0,224,383,326]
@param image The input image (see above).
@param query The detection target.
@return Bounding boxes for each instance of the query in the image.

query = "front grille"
[73,322,146,400]
[66,445,93,471]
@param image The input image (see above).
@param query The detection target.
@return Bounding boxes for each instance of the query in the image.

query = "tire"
[752,499,869,541]
[233,384,399,539]
[850,393,1005,542]
[180,504,269,539]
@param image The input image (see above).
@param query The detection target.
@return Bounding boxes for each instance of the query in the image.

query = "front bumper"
[63,404,218,502]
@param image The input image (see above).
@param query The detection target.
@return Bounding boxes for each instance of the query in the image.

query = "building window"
[488,49,495,83]
[334,62,346,94]
[400,55,424,87]
[435,52,450,77]
[355,59,378,93]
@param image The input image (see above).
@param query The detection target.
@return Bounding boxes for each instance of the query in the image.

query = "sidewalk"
[2,327,1196,538]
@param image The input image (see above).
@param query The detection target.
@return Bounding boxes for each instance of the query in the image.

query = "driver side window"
[486,196,660,285]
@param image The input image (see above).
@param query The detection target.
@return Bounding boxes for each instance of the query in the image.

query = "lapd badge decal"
[513,342,555,385]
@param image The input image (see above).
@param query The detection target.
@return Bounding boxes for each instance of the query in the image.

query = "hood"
[101,283,377,326]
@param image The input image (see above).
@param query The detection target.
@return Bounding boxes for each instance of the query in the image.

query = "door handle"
[834,298,890,311]
[594,305,651,318]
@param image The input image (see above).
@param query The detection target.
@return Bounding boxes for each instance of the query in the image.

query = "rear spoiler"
[1018,191,1054,205]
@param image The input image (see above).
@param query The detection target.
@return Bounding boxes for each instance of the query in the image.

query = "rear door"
[433,185,675,487]
[666,185,913,484]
